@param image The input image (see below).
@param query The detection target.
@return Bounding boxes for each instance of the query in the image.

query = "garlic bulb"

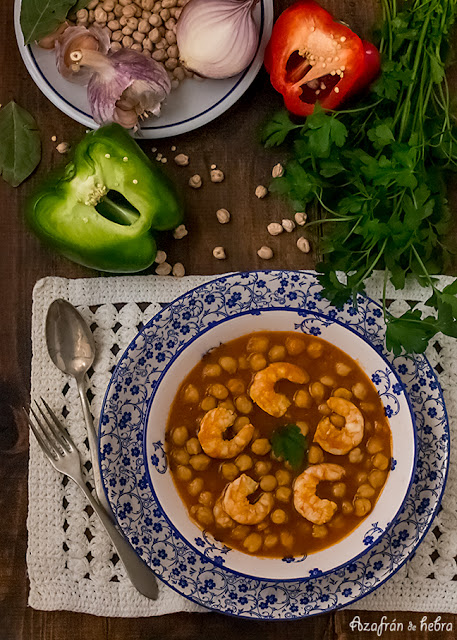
[176,0,260,79]
[55,25,110,85]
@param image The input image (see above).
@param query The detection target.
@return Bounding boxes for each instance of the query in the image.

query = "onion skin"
[176,0,260,79]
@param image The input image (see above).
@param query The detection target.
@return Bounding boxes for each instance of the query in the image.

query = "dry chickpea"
[198,491,214,507]
[172,426,188,446]
[271,509,287,524]
[332,482,346,498]
[255,460,272,477]
[176,465,192,481]
[285,336,306,356]
[368,470,387,488]
[294,389,313,409]
[276,486,292,502]
[372,453,389,471]
[318,402,332,416]
[357,483,376,498]
[200,395,217,412]
[312,524,328,538]
[330,413,346,429]
[203,363,222,377]
[235,395,253,414]
[366,436,384,454]
[275,469,292,486]
[172,448,190,465]
[238,355,249,369]
[219,356,237,374]
[208,383,229,400]
[296,421,309,437]
[149,26,161,42]
[186,437,201,456]
[260,475,277,492]
[348,447,364,464]
[251,438,271,456]
[307,341,323,359]
[280,531,294,548]
[354,498,372,517]
[233,416,251,433]
[341,500,354,515]
[227,378,245,395]
[243,533,263,553]
[352,382,368,400]
[189,453,211,471]
[182,383,199,403]
[235,454,253,472]
[333,387,352,400]
[308,445,324,464]
[268,345,286,362]
[264,534,279,549]
[111,29,123,41]
[131,42,143,51]
[221,462,239,481]
[335,362,352,376]
[188,477,204,496]
[231,525,250,540]
[309,381,326,402]
[195,505,214,527]
[248,352,267,371]
[247,335,269,353]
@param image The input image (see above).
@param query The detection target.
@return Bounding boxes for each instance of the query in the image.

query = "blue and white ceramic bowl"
[144,301,417,581]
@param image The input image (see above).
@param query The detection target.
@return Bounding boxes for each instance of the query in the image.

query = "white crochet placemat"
[28,272,457,617]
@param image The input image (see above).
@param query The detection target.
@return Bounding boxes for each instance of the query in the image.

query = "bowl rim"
[142,302,419,583]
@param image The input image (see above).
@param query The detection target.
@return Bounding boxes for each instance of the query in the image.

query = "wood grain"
[1,0,457,637]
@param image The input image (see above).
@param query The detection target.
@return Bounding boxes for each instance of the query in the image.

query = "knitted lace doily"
[28,272,457,617]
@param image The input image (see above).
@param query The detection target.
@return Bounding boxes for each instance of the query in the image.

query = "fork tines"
[24,398,74,459]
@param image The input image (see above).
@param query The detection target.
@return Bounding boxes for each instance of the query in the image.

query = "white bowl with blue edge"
[144,305,417,582]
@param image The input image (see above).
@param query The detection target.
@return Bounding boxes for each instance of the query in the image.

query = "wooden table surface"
[1,0,456,637]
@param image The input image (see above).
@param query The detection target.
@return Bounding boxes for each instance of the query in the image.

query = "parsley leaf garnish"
[271,425,308,471]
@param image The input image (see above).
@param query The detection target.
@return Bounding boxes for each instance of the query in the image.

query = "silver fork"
[25,398,159,600]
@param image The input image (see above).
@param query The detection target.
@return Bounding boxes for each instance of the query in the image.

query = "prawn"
[293,463,345,525]
[249,362,308,417]
[223,473,274,525]
[198,407,254,459]
[313,397,364,455]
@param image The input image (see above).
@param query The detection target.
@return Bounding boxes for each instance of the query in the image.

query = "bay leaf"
[0,102,41,187]
[20,0,74,45]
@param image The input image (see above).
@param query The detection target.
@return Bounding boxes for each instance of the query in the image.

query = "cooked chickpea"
[231,525,250,540]
[285,336,306,355]
[235,454,253,472]
[200,395,217,411]
[271,509,287,524]
[294,389,313,409]
[320,375,336,388]
[256,521,269,532]
[260,475,277,492]
[330,413,346,429]
[357,483,376,498]
[221,462,239,481]
[360,402,376,413]
[255,461,272,477]
[186,437,201,456]
[312,524,328,538]
[172,426,188,446]
[280,531,294,548]
[243,533,263,553]
[235,395,253,414]
[341,500,354,515]
[172,448,190,465]
[264,534,279,549]
[227,378,245,395]
[176,465,192,481]
[348,447,364,464]
[352,382,368,400]
[268,345,286,361]
[357,471,368,484]
[354,498,372,517]
[296,421,309,436]
[276,486,292,502]
[308,445,324,464]
[332,482,346,498]
[233,416,251,433]
[329,515,345,529]
[307,341,323,359]
[251,438,271,456]
[198,491,214,507]
[333,387,352,400]
[365,421,373,434]
[218,399,235,411]
[203,363,222,377]
[209,383,229,400]
[238,355,249,369]
[373,453,389,471]
[368,470,387,488]
[309,381,326,402]
[247,335,269,352]
[275,469,292,486]
[219,356,237,374]
[189,453,211,471]
[188,477,204,496]
[335,362,352,376]
[182,383,199,403]
[195,505,214,526]
[318,402,332,416]
[248,352,267,371]
[366,436,384,454]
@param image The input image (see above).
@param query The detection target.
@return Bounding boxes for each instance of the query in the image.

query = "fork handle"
[77,480,160,600]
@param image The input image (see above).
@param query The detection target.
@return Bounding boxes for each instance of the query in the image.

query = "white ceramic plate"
[14,1,273,138]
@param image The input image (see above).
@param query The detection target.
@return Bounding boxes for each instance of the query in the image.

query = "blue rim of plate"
[14,0,269,134]
[141,304,419,584]
[98,270,450,620]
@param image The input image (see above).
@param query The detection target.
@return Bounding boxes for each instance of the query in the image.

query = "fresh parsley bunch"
[263,0,457,355]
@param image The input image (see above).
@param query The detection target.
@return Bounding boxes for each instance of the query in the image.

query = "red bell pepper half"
[264,0,380,116]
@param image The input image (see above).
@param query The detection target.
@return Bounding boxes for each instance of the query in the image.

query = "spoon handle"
[76,377,111,512]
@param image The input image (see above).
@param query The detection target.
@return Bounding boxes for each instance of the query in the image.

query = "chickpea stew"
[165,331,392,558]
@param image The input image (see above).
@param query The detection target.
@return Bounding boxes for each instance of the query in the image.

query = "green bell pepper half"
[26,123,183,273]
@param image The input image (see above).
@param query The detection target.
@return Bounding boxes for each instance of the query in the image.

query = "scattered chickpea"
[295,211,307,226]
[210,169,225,183]
[272,163,284,178]
[257,246,273,260]
[173,224,188,240]
[172,262,185,277]
[189,174,202,188]
[174,153,189,166]
[213,246,226,260]
[282,219,296,233]
[255,185,268,199]
[297,237,311,253]
[155,262,172,276]
[56,142,70,154]
[267,222,283,236]
[216,208,231,224]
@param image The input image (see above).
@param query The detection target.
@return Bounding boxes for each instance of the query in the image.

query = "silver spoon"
[45,298,159,599]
